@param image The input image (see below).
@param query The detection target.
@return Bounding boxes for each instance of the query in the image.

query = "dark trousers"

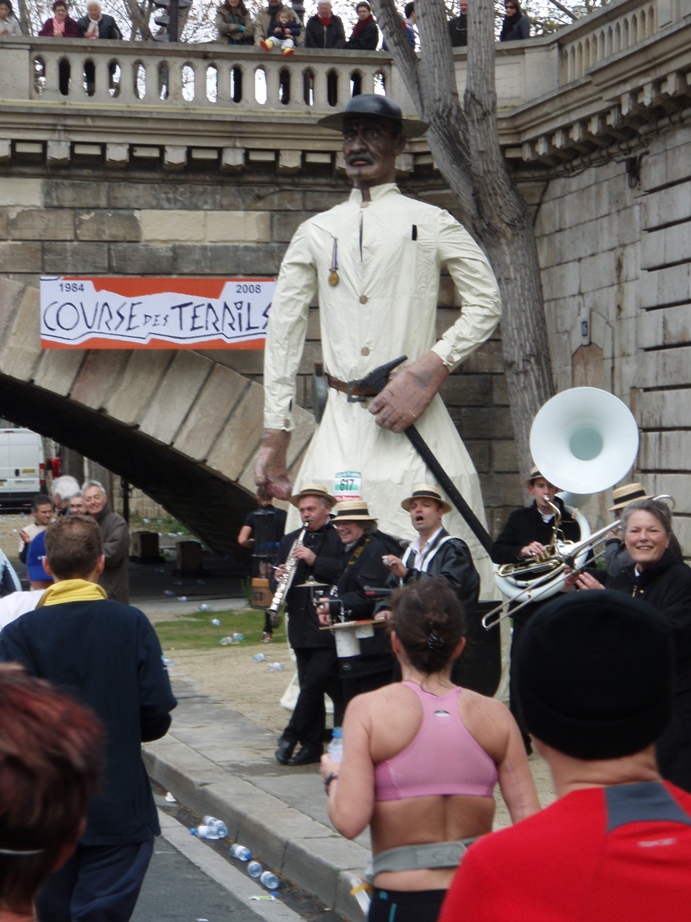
[282,647,342,749]
[36,839,154,922]
[342,668,393,713]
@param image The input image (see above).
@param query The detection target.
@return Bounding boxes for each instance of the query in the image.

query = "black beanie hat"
[514,590,674,760]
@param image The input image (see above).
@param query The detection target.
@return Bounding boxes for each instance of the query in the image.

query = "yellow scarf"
[39,579,107,607]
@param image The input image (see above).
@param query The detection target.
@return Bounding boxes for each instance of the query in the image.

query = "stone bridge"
[0,0,689,552]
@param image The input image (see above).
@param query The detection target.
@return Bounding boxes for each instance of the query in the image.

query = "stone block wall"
[0,164,515,536]
[534,118,691,547]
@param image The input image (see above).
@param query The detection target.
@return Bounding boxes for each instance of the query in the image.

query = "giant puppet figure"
[255,95,501,591]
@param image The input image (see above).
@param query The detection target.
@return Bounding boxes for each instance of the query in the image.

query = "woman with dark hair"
[0,666,102,921]
[345,1,379,50]
[216,0,254,44]
[38,0,79,36]
[499,0,529,41]
[572,497,691,792]
[0,0,22,35]
[38,1,80,96]
[320,578,539,922]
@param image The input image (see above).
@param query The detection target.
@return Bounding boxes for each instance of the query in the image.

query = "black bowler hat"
[318,94,428,139]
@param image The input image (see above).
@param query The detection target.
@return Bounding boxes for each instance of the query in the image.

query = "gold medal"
[328,239,339,287]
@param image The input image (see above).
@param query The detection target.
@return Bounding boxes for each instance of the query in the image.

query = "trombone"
[481,494,675,630]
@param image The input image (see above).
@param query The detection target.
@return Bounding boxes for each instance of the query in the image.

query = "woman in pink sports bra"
[320,578,539,922]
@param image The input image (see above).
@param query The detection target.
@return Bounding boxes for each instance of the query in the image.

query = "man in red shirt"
[439,590,691,922]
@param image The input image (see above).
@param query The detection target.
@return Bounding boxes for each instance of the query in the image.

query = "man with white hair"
[83,479,130,603]
[77,0,122,39]
[51,474,81,516]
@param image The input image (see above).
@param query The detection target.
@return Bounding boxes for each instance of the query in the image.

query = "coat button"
[361,346,370,356]
[359,295,368,304]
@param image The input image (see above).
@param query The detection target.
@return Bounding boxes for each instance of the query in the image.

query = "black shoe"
[275,739,296,765]
[288,745,322,766]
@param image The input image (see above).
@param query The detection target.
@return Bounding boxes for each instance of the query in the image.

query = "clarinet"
[267,524,307,619]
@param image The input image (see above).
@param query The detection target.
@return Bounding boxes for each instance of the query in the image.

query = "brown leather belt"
[325,373,378,399]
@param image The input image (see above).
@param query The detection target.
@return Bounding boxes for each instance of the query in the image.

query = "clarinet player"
[272,484,344,766]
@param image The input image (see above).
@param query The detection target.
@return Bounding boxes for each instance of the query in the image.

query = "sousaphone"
[493,387,640,605]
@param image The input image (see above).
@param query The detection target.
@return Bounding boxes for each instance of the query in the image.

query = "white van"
[0,429,46,510]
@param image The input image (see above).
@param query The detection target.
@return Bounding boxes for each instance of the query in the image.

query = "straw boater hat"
[289,483,337,508]
[317,94,428,139]
[608,482,650,513]
[331,500,377,523]
[400,485,452,516]
[523,465,544,486]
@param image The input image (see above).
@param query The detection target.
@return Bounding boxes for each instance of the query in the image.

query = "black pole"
[403,425,494,555]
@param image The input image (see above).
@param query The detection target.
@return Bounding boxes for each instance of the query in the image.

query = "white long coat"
[264,183,502,595]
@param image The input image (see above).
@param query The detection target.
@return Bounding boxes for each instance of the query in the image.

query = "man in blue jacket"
[0,515,176,922]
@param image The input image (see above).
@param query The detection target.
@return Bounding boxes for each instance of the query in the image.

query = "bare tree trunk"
[372,0,555,479]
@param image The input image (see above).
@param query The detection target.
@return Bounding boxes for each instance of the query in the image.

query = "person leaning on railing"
[38,0,79,37]
[77,0,122,40]
[216,0,254,45]
[345,0,378,49]
[0,0,22,35]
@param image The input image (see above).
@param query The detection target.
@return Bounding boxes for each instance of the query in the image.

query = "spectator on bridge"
[500,0,530,42]
[304,0,345,49]
[77,1,121,39]
[259,7,301,55]
[77,1,122,95]
[83,479,130,604]
[50,475,81,516]
[448,0,467,48]
[38,1,79,37]
[216,0,254,45]
[254,0,304,49]
[0,0,22,35]
[304,0,345,106]
[345,1,378,50]
[0,667,103,922]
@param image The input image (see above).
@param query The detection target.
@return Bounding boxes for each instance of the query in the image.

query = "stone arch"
[0,279,314,555]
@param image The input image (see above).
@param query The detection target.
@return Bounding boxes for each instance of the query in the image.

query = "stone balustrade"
[0,0,687,172]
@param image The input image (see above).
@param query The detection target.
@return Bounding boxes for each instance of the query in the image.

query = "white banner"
[40,277,276,349]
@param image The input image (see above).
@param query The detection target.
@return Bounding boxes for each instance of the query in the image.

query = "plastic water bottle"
[191,817,227,839]
[266,662,286,671]
[247,860,263,878]
[327,727,343,762]
[252,653,267,663]
[203,816,228,838]
[229,844,252,861]
[260,870,280,890]
[210,617,221,625]
[198,604,211,612]
[232,633,244,642]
